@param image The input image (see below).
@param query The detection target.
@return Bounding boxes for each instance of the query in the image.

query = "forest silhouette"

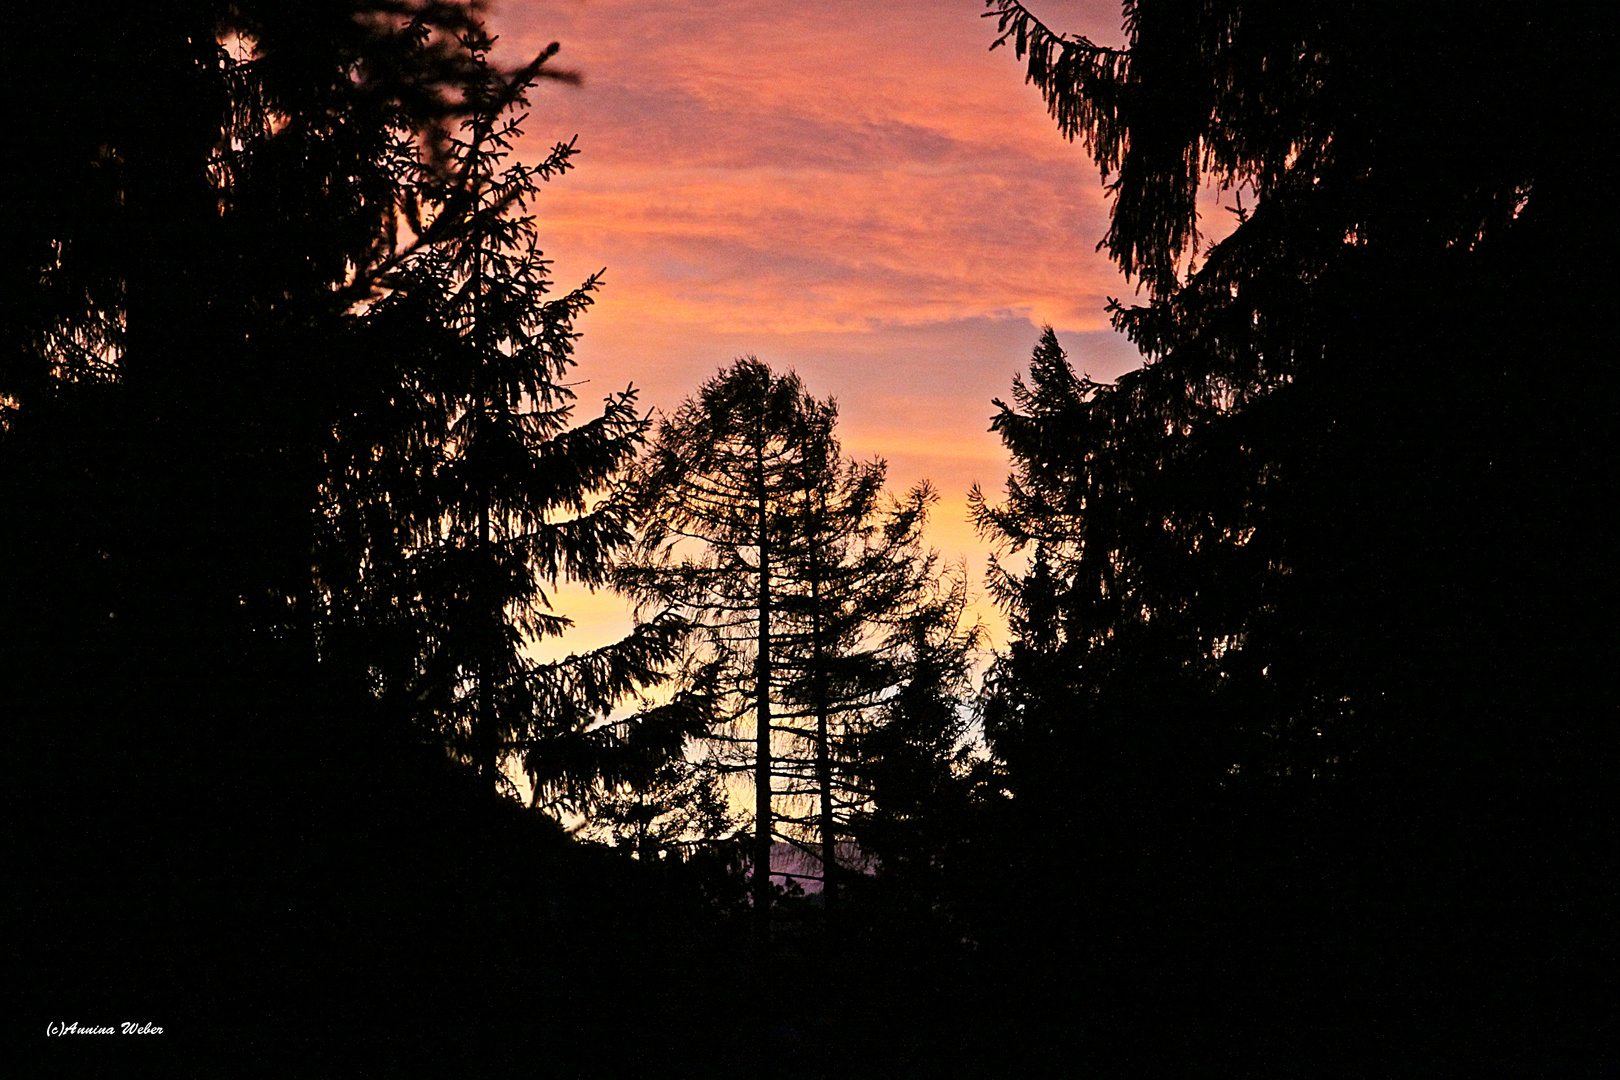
[4,1,1610,1075]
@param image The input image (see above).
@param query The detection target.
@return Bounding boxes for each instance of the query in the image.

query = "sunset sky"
[485,0,1156,652]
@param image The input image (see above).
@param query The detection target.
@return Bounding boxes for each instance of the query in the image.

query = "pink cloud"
[484,0,1144,648]
[491,0,1136,331]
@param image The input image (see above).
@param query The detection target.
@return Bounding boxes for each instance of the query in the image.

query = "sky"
[484,0,1149,654]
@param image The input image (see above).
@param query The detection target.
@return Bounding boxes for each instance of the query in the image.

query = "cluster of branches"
[956,14,1611,1023]
[613,359,982,943]
[313,32,713,809]
[0,1,702,829]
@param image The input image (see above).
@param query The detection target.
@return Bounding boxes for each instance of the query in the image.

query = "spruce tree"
[315,30,703,805]
[974,1,1610,1062]
[0,0,518,867]
[616,358,828,950]
[848,567,988,928]
[978,0,1608,808]
[1,2,703,1055]
[771,447,937,911]
[617,359,947,934]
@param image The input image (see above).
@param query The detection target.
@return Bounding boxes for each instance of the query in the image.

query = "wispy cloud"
[489,0,1142,646]
[495,0,1137,332]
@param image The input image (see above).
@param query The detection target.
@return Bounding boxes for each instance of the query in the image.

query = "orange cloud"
[494,0,1137,332]
[485,0,1144,652]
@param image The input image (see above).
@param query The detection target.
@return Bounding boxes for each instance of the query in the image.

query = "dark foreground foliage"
[961,0,1615,1073]
[4,0,1613,1076]
[0,1,724,1072]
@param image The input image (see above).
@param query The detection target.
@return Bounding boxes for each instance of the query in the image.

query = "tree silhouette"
[587,753,739,861]
[618,358,952,938]
[979,0,1608,808]
[314,32,698,806]
[1,2,525,887]
[770,436,939,911]
[848,567,988,926]
[0,8,736,1068]
[973,0,1611,1066]
[616,358,829,950]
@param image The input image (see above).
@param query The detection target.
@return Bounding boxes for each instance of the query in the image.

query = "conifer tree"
[0,0,699,811]
[771,445,937,910]
[617,359,948,934]
[973,3,1610,1058]
[615,358,827,949]
[315,30,704,805]
[977,0,1606,802]
[2,3,717,1052]
[0,0,543,837]
[849,568,988,925]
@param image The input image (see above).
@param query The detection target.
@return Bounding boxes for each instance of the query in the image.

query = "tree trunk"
[472,247,499,797]
[477,498,497,793]
[813,554,837,914]
[752,450,773,956]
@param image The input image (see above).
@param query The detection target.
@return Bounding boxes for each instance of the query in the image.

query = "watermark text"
[46,1021,164,1036]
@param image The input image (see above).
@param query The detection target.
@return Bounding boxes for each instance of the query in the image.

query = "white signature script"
[46,1021,163,1036]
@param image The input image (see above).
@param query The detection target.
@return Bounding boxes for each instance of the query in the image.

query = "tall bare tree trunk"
[813,562,837,914]
[752,447,773,957]
[472,248,499,797]
[477,499,496,793]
